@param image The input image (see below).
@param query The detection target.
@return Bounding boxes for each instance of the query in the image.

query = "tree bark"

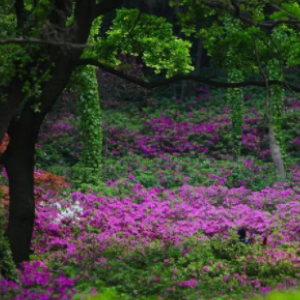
[0,77,24,146]
[1,131,35,265]
[195,38,203,75]
[0,57,76,264]
[191,38,203,97]
[269,123,286,181]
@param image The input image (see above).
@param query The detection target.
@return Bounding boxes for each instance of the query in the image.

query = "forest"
[2,0,300,299]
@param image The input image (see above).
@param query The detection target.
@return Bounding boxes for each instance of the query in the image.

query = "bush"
[251,290,300,300]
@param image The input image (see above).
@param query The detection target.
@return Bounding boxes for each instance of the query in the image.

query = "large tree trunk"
[0,48,85,266]
[0,75,73,265]
[0,0,115,266]
[0,55,76,265]
[0,118,36,264]
[3,148,35,264]
[0,78,24,145]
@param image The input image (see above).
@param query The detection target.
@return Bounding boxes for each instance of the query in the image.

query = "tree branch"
[202,0,300,30]
[0,38,88,48]
[93,0,125,18]
[76,58,300,92]
[54,0,73,17]
[73,0,95,43]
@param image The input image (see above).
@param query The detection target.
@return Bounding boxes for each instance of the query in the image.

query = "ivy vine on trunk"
[72,65,102,186]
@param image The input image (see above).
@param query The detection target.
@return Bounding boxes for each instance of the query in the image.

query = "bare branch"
[76,58,300,92]
[202,0,300,30]
[54,0,73,18]
[0,38,88,48]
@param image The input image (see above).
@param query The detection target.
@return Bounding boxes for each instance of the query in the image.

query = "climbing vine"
[224,16,245,162]
[73,65,102,185]
[70,17,103,186]
[265,25,291,177]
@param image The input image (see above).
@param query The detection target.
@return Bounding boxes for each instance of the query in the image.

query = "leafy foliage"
[251,290,300,300]
[72,65,103,185]
[0,204,17,281]
[89,8,193,77]
[2,87,300,298]
[3,1,300,300]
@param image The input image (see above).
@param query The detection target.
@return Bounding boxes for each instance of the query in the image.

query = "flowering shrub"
[2,89,300,299]
[37,113,81,169]
[2,181,300,299]
[251,290,300,300]
[35,89,300,171]
[1,261,75,300]
[102,105,300,160]
[34,170,69,191]
[101,154,280,191]
[1,169,68,214]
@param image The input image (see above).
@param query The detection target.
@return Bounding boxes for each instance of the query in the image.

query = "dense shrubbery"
[3,183,300,299]
[37,91,300,170]
[2,88,300,299]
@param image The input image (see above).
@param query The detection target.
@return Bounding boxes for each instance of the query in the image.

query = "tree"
[224,15,245,163]
[72,18,103,185]
[73,66,103,185]
[0,0,194,267]
[1,0,300,271]
[182,1,300,179]
[268,58,287,181]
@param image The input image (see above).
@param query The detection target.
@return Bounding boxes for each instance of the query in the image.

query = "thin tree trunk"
[191,38,203,98]
[195,39,203,75]
[180,80,187,100]
[181,38,203,100]
[269,123,286,181]
[173,83,177,99]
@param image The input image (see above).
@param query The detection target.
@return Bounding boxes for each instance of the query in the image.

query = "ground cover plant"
[3,87,300,299]
[3,1,300,300]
